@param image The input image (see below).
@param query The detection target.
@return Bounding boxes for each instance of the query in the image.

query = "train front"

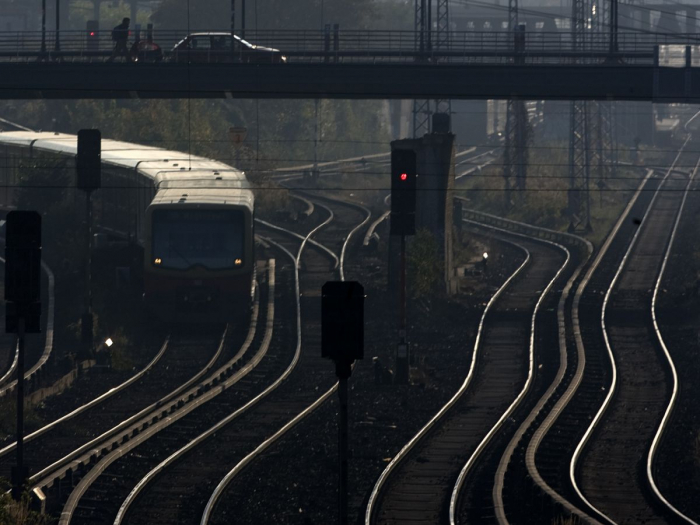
[143,186,255,323]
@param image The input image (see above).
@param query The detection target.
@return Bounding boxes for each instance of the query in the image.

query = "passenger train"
[0,130,255,323]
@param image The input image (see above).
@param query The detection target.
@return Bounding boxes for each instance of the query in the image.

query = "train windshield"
[152,209,245,270]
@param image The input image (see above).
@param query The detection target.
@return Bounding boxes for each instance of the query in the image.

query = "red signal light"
[400,173,407,181]
[89,31,95,36]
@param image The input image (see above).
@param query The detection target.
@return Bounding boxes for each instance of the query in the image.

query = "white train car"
[0,130,255,323]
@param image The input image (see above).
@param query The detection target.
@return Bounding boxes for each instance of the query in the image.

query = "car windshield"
[152,209,244,270]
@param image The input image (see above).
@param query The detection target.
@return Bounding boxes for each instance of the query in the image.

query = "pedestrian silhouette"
[107,17,131,62]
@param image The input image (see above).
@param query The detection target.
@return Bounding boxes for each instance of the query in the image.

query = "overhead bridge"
[0,30,699,101]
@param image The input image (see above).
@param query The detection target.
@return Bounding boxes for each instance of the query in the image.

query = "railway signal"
[77,129,101,358]
[77,129,101,191]
[390,148,417,384]
[390,149,417,236]
[86,20,99,52]
[4,211,42,501]
[322,281,364,525]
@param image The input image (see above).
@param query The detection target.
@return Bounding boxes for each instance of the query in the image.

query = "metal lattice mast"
[503,0,528,206]
[413,0,431,137]
[413,0,452,137]
[434,0,452,117]
[568,0,592,232]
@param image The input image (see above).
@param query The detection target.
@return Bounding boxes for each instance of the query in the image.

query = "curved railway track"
[450,223,585,524]
[48,190,370,524]
[481,166,655,525]
[573,145,700,524]
[200,192,371,524]
[0,261,55,399]
[366,224,570,524]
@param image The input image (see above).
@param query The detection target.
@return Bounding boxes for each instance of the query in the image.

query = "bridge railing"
[0,29,699,64]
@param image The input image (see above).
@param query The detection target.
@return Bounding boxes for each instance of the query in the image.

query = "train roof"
[0,130,248,185]
[151,187,254,209]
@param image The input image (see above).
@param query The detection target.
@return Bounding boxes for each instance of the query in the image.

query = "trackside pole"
[322,281,364,525]
[5,211,42,501]
[12,319,25,501]
[337,365,349,525]
[397,233,408,382]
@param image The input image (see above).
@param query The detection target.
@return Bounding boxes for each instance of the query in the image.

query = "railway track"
[472,165,654,524]
[450,222,587,524]
[49,189,369,523]
[0,260,55,400]
[64,260,281,525]
[573,143,700,524]
[199,192,371,524]
[2,326,229,498]
[365,222,572,524]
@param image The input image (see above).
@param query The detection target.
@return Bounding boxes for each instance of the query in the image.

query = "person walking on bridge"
[107,17,131,62]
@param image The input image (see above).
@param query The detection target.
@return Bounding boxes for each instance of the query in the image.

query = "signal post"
[5,211,42,500]
[77,129,101,359]
[390,149,417,384]
[322,281,364,525]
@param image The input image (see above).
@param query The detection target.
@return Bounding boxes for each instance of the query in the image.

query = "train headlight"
[154,258,162,265]
[105,338,114,347]
[235,258,242,266]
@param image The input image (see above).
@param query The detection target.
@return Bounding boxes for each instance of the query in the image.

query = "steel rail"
[363,210,390,246]
[0,342,18,389]
[489,229,591,525]
[201,194,366,524]
[521,167,656,525]
[28,325,229,492]
[570,136,692,524]
[109,200,338,524]
[292,192,371,281]
[103,260,275,525]
[0,260,55,399]
[0,337,169,459]
[111,208,338,522]
[60,282,266,525]
[449,220,571,524]
[365,233,531,525]
[647,156,700,525]
[256,218,339,270]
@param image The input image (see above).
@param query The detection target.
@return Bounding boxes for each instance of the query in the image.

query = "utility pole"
[41,0,47,55]
[390,149,417,384]
[434,0,452,120]
[503,0,528,207]
[322,282,364,525]
[568,0,592,232]
[413,0,451,137]
[413,0,431,138]
[77,130,101,359]
[5,211,42,501]
[241,0,246,39]
[55,0,60,52]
